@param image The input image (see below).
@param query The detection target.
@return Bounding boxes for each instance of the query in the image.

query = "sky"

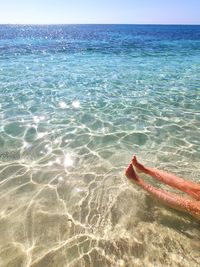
[0,0,199,25]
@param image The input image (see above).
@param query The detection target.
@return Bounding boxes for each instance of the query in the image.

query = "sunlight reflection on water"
[0,25,200,267]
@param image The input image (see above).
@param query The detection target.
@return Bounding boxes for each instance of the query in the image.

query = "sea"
[0,24,200,267]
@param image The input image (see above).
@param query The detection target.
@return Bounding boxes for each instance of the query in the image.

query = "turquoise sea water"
[0,25,200,266]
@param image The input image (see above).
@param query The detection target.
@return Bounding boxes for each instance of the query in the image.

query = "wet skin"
[125,156,200,221]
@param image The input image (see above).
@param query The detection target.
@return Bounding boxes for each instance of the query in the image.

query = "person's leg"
[132,156,200,201]
[125,163,200,221]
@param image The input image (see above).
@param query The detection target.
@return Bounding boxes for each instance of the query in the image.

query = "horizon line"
[0,23,200,26]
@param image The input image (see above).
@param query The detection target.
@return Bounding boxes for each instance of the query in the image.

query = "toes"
[125,163,139,181]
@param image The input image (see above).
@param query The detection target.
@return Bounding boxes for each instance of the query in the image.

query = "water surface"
[0,25,200,267]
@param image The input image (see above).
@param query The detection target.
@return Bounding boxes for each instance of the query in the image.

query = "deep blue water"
[0,25,200,266]
[1,24,200,55]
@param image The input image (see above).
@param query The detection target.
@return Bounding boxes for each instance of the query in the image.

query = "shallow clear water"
[0,25,200,267]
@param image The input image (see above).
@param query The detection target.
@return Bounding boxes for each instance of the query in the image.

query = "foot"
[125,163,139,182]
[132,155,146,173]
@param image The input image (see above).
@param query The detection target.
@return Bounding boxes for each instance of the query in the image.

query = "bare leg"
[125,163,200,221]
[132,156,200,201]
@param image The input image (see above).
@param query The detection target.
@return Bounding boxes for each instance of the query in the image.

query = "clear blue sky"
[0,0,199,25]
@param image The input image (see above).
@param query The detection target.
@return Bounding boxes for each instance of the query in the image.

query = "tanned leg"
[125,163,200,221]
[132,156,200,201]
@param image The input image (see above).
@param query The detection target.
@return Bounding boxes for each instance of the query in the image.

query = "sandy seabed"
[0,148,200,267]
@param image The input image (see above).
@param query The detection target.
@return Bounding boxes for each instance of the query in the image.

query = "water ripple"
[0,25,200,267]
